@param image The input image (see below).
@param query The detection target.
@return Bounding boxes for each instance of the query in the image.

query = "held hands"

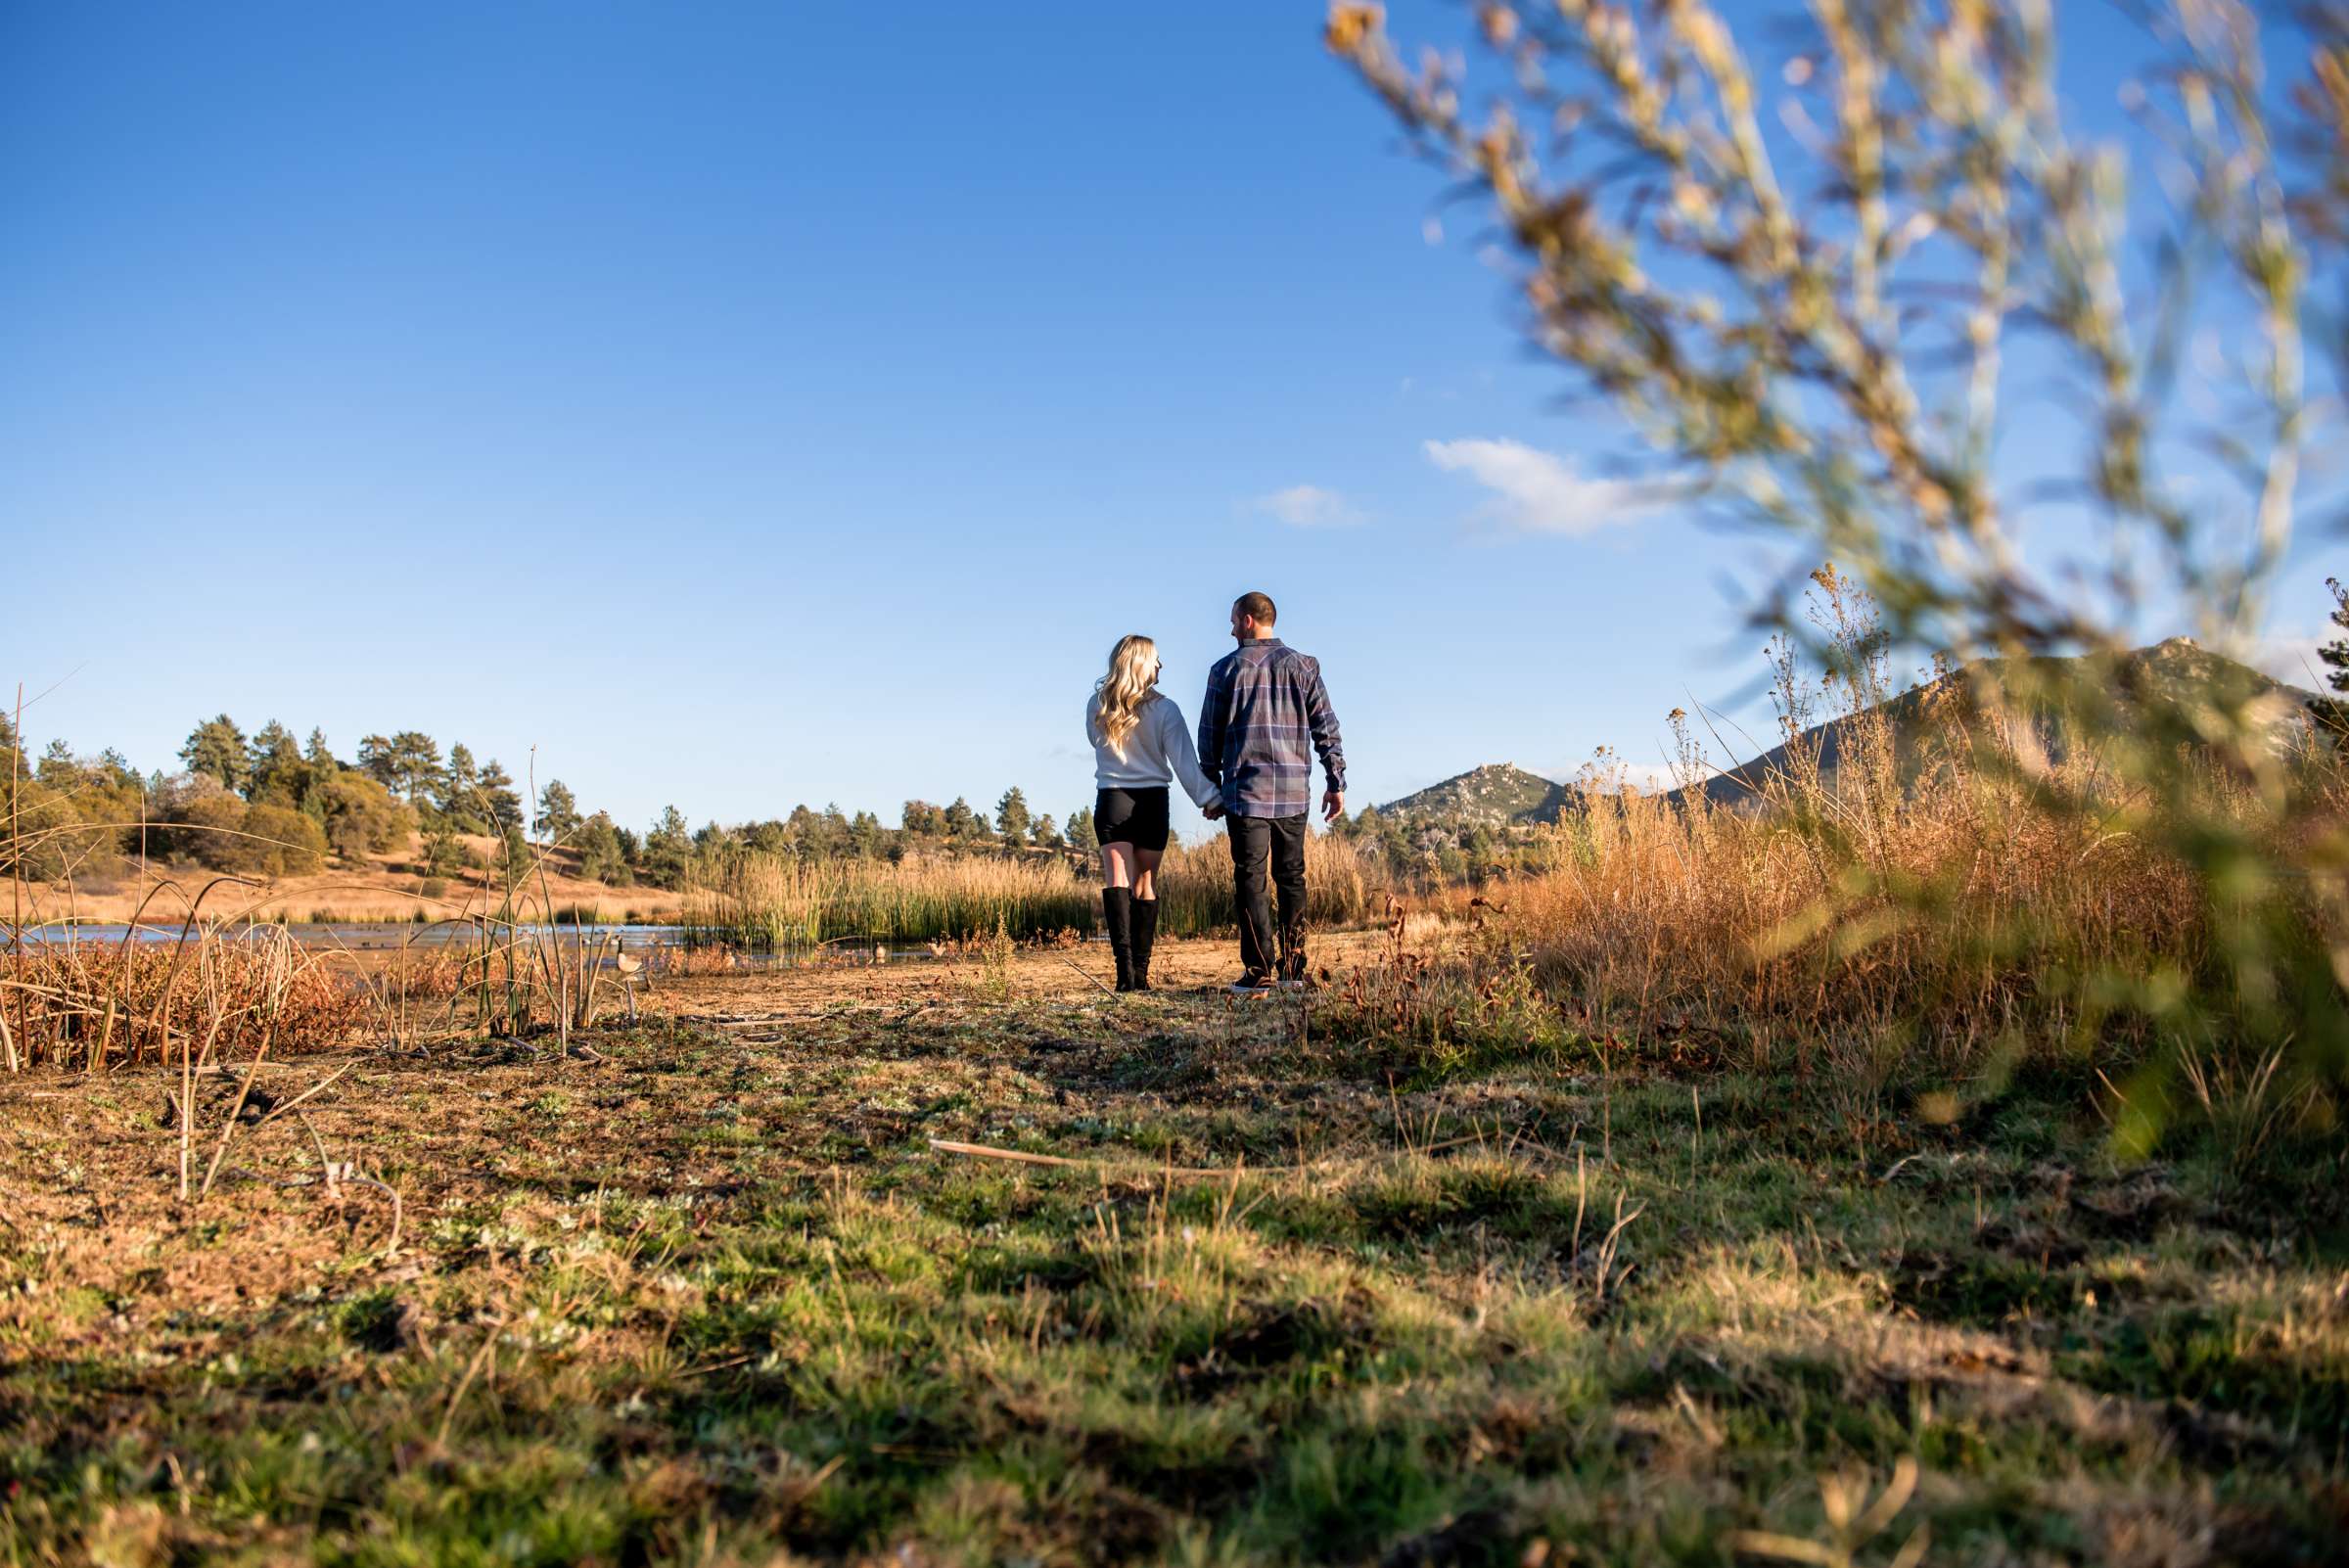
[1196,796,1337,822]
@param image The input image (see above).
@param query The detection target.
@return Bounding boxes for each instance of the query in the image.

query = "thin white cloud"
[1252,484,1364,529]
[1543,760,1711,795]
[1618,761,1711,793]
[1423,437,1651,536]
[2246,627,2335,690]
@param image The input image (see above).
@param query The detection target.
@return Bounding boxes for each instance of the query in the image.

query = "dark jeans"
[1227,812,1308,980]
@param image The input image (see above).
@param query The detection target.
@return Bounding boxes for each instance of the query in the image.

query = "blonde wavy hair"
[1092,634,1163,757]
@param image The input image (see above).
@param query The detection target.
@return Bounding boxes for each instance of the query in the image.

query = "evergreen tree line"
[636,789,1100,893]
[1327,804,1552,886]
[0,713,1103,893]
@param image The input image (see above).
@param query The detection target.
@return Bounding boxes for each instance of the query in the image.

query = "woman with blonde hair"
[1087,633,1222,991]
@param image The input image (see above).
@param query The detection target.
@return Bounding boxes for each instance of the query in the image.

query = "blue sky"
[3,2,2337,837]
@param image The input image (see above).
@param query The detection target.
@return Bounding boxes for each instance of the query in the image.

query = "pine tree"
[356,735,397,792]
[782,804,818,862]
[643,806,693,889]
[535,779,581,841]
[995,787,1032,848]
[495,825,532,893]
[2314,577,2349,735]
[1033,812,1061,849]
[422,814,467,879]
[476,760,524,835]
[438,745,484,831]
[304,728,337,769]
[821,803,853,857]
[1065,807,1097,853]
[850,810,885,858]
[390,733,440,805]
[247,720,302,803]
[180,715,251,795]
[577,812,628,884]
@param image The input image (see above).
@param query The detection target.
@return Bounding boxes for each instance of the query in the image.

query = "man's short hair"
[1234,591,1277,626]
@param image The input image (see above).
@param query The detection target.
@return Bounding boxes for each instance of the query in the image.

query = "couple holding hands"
[1085,591,1346,995]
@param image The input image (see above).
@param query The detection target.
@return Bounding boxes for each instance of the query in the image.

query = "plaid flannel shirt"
[1197,638,1346,818]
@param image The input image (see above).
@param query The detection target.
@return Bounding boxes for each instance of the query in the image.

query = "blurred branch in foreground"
[1328,0,2348,1144]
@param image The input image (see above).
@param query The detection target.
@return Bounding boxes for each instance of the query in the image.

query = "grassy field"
[5,936,2344,1566]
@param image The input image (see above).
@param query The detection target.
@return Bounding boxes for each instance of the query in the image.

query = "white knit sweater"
[1085,692,1222,809]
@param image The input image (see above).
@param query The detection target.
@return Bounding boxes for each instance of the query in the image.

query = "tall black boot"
[1100,887,1135,992]
[1129,898,1159,992]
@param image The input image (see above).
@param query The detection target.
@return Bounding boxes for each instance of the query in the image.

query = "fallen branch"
[1056,956,1117,997]
[252,1061,357,1128]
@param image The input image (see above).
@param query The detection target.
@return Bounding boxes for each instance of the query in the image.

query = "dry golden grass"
[3,933,367,1071]
[1402,682,2348,1106]
[1151,830,1390,937]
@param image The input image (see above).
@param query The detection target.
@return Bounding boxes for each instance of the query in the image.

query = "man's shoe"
[1227,972,1274,996]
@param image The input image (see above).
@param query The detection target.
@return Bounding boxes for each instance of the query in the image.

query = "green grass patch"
[3,983,2344,1564]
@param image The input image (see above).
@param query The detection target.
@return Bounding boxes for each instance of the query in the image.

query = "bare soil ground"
[4,936,2346,1565]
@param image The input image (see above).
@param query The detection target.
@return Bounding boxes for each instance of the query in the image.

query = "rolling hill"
[1674,636,2326,808]
[1376,640,2326,825]
[1377,763,1567,826]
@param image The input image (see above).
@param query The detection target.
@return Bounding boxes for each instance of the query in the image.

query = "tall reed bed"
[1151,831,1389,938]
[0,802,656,1081]
[682,837,1393,946]
[681,853,1098,946]
[2,927,366,1072]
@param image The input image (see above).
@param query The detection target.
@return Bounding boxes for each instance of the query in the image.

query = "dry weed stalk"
[1388,570,2345,1105]
[1329,0,2349,1128]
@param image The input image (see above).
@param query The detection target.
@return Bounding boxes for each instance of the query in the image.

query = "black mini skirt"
[1094,786,1171,852]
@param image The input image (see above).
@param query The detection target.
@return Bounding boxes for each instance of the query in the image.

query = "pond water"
[14,922,931,970]
[23,920,681,950]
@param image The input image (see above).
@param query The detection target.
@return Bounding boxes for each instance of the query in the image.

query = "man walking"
[1197,591,1346,994]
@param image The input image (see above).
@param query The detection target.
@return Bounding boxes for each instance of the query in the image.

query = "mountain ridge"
[1373,640,2325,826]
[1673,636,2325,809]
[1376,762,1566,826]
